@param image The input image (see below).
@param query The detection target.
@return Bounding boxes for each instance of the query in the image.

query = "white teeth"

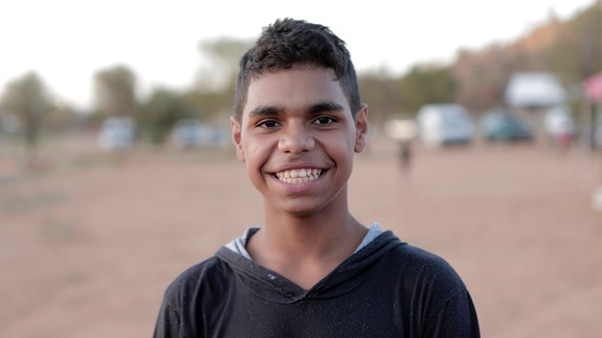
[275,168,323,184]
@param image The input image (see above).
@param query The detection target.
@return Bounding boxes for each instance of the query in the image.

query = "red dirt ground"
[1,136,601,337]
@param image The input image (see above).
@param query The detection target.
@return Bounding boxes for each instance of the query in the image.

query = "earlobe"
[354,104,369,153]
[230,116,246,162]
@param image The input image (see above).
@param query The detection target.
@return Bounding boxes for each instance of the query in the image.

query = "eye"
[314,116,337,125]
[257,119,280,129]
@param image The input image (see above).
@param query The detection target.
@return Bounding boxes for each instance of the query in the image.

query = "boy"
[153,18,480,337]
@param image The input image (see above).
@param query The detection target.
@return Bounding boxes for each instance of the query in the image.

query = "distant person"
[153,18,480,337]
[385,117,417,174]
[399,138,413,172]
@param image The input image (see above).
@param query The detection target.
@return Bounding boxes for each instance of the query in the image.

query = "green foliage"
[94,65,138,117]
[196,38,253,92]
[399,66,456,113]
[181,88,234,120]
[137,89,197,144]
[358,72,404,127]
[6,3,597,140]
[0,72,52,159]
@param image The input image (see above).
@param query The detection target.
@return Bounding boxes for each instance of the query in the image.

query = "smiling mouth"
[275,168,323,184]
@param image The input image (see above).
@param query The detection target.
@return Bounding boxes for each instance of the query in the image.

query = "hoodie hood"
[216,230,405,304]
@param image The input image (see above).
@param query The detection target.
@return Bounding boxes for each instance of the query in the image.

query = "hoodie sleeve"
[153,288,186,338]
[422,288,481,337]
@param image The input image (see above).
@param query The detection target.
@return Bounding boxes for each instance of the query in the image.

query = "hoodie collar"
[216,230,405,304]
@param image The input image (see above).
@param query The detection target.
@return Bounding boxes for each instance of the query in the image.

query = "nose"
[278,122,315,154]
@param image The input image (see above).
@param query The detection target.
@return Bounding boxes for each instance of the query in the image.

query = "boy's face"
[231,65,368,217]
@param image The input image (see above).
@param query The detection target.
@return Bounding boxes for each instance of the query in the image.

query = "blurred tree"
[187,38,254,119]
[196,38,253,92]
[357,70,403,128]
[94,65,138,117]
[180,90,232,121]
[137,88,196,145]
[45,101,77,132]
[399,65,456,113]
[0,72,52,164]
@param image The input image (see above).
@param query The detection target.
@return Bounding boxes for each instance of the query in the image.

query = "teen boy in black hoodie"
[153,18,480,338]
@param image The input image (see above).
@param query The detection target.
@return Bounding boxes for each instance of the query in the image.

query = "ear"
[354,104,369,153]
[230,116,246,162]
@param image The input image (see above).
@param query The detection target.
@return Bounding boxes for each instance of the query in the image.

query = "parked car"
[416,103,475,147]
[97,116,136,151]
[479,109,533,142]
[171,119,225,149]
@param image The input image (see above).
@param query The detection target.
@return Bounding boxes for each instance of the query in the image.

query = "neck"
[268,213,364,254]
[247,212,367,289]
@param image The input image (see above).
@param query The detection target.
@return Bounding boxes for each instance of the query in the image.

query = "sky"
[0,0,596,111]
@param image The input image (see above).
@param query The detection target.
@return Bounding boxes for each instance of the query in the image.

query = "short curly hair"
[233,18,361,121]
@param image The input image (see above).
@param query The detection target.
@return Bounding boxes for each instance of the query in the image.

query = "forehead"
[243,66,350,118]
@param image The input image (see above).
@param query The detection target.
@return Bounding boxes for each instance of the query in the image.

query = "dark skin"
[231,65,369,290]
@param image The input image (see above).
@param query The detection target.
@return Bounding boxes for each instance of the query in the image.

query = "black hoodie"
[153,229,480,338]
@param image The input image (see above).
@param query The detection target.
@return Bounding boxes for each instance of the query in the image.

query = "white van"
[97,116,136,151]
[416,103,475,148]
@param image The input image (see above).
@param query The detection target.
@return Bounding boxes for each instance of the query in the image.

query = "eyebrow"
[308,101,345,115]
[248,101,345,119]
[248,105,283,119]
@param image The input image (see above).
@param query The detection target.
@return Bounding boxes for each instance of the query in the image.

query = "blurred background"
[0,0,601,162]
[1,1,601,337]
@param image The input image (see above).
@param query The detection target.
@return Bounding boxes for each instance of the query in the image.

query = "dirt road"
[1,137,601,337]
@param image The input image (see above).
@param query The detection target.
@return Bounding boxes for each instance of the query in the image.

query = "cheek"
[243,139,271,167]
[324,135,356,160]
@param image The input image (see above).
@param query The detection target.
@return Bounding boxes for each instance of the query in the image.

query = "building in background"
[504,71,569,145]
